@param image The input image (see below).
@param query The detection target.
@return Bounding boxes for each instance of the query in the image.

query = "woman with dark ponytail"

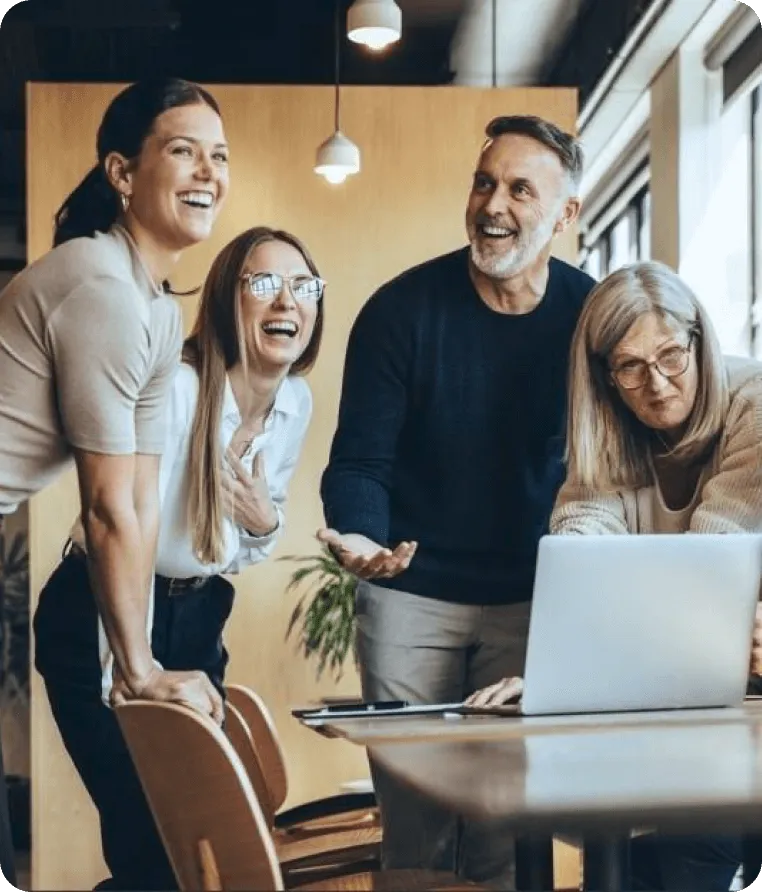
[53,77,225,248]
[53,165,119,246]
[0,77,229,889]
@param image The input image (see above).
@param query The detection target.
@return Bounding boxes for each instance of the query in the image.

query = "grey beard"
[471,242,530,278]
[470,217,557,279]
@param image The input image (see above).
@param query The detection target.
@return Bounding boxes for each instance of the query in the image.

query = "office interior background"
[0,0,761,888]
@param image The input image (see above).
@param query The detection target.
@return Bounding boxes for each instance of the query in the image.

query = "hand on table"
[464,676,524,708]
[316,529,417,579]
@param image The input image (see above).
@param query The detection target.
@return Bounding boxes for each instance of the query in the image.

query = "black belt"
[67,541,207,595]
[156,574,208,594]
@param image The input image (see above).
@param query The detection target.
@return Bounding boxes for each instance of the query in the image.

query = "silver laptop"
[520,534,762,716]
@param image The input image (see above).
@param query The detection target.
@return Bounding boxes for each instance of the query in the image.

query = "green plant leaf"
[0,527,29,706]
[282,549,358,680]
[284,565,319,592]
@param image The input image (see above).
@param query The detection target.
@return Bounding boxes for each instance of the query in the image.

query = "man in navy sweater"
[319,115,596,886]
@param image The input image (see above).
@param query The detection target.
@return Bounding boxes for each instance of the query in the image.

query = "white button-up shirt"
[156,361,312,578]
[86,361,311,703]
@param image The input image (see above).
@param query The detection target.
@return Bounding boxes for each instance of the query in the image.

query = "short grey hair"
[484,115,584,189]
[565,261,729,489]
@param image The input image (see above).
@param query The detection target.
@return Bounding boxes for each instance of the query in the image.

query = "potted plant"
[0,526,30,851]
[283,546,358,680]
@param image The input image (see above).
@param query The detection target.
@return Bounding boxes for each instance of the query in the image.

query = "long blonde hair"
[566,261,729,489]
[183,227,324,565]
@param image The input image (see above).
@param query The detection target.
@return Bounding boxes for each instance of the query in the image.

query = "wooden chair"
[116,700,482,891]
[223,699,380,880]
[225,684,379,836]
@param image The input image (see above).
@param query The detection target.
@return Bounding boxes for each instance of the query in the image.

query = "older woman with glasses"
[552,260,762,540]
[34,225,324,890]
[470,259,762,891]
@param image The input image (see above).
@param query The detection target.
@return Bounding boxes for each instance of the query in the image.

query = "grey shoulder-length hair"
[566,260,729,489]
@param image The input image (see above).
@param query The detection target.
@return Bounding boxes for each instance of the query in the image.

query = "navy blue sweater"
[321,248,596,605]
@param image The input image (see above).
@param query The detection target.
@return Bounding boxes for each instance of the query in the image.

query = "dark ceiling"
[0,0,469,224]
[0,0,654,236]
[1,0,466,96]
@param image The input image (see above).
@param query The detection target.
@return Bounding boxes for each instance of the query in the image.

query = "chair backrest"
[224,700,276,822]
[226,684,289,813]
[117,700,284,892]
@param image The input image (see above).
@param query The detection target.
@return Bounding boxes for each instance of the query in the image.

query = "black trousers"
[0,517,16,887]
[0,735,16,887]
[629,833,741,890]
[33,553,235,891]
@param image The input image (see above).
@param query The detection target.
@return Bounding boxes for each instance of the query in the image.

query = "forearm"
[136,490,160,606]
[83,504,155,689]
[322,296,408,544]
[550,480,629,535]
[550,509,624,535]
[320,467,391,544]
[229,514,282,574]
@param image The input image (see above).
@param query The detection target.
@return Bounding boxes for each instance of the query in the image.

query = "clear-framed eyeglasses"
[240,271,325,304]
[609,332,697,391]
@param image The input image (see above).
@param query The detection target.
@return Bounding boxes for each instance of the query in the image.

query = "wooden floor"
[15,844,576,892]
[13,844,579,892]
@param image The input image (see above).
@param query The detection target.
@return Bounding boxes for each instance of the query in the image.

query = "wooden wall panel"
[27,82,577,889]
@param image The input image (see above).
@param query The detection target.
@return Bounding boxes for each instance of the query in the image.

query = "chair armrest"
[274,792,377,829]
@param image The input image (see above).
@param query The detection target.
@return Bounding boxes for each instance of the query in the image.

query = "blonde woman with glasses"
[34,225,324,890]
[471,259,762,890]
[551,260,762,541]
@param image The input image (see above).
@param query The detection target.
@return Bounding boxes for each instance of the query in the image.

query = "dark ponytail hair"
[53,77,221,247]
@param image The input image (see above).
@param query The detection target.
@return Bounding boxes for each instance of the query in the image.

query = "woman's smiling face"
[120,102,230,251]
[238,239,321,372]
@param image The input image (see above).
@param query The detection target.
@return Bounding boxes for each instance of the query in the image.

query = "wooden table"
[300,702,762,890]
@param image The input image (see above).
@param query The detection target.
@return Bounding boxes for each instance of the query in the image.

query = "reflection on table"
[371,718,762,834]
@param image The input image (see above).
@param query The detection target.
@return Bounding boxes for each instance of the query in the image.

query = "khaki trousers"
[355,581,530,890]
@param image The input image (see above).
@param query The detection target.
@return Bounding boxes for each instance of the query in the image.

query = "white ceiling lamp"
[491,0,498,88]
[347,0,402,52]
[315,0,361,185]
[314,131,361,185]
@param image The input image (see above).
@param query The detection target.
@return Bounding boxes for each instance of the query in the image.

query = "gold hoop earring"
[120,193,130,213]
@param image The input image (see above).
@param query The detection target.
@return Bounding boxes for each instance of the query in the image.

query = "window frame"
[581,182,651,279]
[751,84,762,356]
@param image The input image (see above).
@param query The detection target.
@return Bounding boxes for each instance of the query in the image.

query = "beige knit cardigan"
[550,356,762,535]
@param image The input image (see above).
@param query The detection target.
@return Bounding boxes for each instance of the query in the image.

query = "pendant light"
[491,0,498,88]
[347,0,402,52]
[315,0,361,185]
